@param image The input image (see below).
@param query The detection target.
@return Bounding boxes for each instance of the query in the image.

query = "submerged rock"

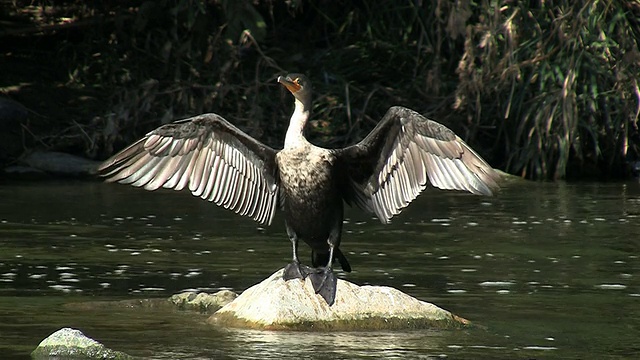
[170,290,238,313]
[69,297,177,312]
[31,327,132,359]
[209,269,469,331]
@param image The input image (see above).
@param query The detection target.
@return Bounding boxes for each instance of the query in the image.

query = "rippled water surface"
[1,178,639,359]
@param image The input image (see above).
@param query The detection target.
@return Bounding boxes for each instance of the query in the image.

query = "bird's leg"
[308,227,340,305]
[283,223,311,281]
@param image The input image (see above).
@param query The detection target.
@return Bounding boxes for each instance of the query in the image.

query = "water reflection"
[223,329,449,359]
[0,179,639,358]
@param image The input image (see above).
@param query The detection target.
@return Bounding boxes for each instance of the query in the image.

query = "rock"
[2,165,45,175]
[209,269,470,331]
[31,327,132,360]
[0,98,29,165]
[69,298,176,312]
[0,97,29,125]
[20,150,100,176]
[170,290,238,313]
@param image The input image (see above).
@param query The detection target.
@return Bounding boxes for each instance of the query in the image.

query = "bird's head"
[278,73,311,105]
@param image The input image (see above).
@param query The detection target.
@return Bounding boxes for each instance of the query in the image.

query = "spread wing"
[98,113,280,225]
[334,106,500,223]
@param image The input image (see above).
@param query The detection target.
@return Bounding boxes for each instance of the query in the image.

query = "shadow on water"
[0,178,639,358]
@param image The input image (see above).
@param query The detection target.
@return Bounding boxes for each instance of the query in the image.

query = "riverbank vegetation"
[1,0,638,180]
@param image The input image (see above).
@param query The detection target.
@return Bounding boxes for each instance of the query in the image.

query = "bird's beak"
[277,76,301,94]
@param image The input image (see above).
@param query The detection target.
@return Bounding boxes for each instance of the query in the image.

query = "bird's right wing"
[98,113,280,225]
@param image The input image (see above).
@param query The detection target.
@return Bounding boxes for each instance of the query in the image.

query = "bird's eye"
[294,78,300,85]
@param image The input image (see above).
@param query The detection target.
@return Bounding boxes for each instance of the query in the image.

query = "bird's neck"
[284,97,310,149]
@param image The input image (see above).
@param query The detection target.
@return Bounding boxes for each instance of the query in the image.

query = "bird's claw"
[283,261,313,280]
[309,267,337,306]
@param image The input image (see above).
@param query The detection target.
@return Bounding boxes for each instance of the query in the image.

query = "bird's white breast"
[276,146,335,200]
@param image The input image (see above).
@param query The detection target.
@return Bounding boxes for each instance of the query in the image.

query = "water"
[0,178,639,359]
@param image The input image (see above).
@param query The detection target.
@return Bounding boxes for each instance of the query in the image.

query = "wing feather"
[105,151,147,181]
[335,106,500,224]
[173,147,199,191]
[223,168,239,207]
[203,153,219,201]
[194,147,214,198]
[98,113,280,225]
[145,155,181,191]
[231,174,246,211]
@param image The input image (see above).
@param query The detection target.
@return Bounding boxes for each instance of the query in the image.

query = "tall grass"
[455,0,640,179]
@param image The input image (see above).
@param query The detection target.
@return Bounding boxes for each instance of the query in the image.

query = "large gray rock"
[0,98,29,165]
[19,150,100,176]
[31,327,132,359]
[209,269,469,330]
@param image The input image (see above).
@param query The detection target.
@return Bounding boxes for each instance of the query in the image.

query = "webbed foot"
[283,261,312,281]
[309,267,337,306]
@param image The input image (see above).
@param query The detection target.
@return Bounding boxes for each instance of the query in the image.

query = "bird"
[98,73,500,306]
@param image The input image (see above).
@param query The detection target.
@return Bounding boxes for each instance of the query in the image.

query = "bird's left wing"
[98,113,280,225]
[334,106,500,224]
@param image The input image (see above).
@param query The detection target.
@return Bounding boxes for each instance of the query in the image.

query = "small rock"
[209,269,470,330]
[170,290,238,313]
[31,327,132,359]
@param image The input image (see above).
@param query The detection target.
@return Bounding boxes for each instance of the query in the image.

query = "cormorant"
[98,74,500,305]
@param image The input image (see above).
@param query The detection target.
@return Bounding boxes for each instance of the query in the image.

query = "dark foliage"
[1,0,638,179]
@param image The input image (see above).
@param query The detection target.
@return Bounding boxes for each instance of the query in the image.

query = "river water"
[0,178,638,359]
